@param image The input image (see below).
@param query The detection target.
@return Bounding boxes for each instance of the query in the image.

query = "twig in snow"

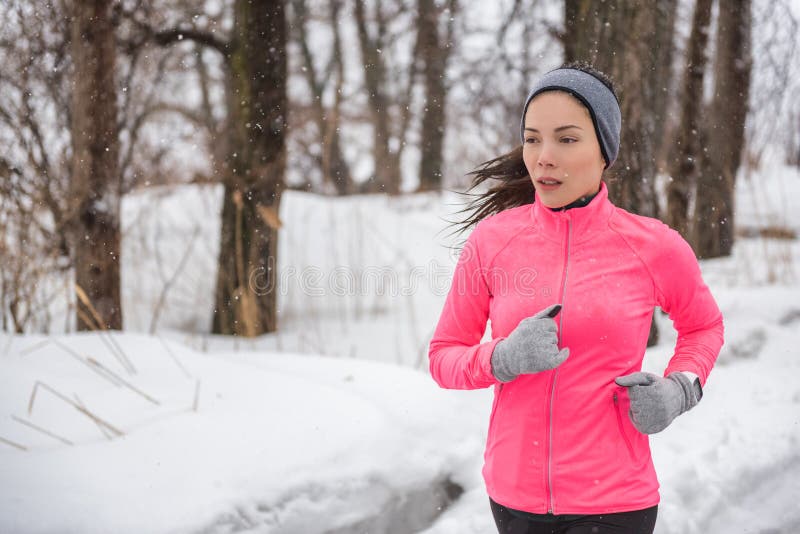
[192,380,201,412]
[75,307,133,375]
[73,395,114,440]
[38,341,151,406]
[157,335,192,379]
[101,331,135,376]
[11,415,73,446]
[75,285,137,375]
[86,357,160,406]
[74,284,107,332]
[51,339,123,387]
[19,338,51,356]
[27,381,124,438]
[0,435,27,451]
[149,225,201,335]
[1,334,14,357]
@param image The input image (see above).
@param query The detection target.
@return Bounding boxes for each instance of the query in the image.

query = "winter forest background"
[1,0,799,533]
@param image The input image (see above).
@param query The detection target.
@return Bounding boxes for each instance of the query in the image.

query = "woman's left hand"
[614,372,700,434]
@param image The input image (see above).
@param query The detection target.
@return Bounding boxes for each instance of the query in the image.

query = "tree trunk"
[212,0,286,336]
[693,0,752,258]
[563,0,675,219]
[650,0,678,164]
[354,0,401,194]
[327,0,351,195]
[563,0,608,66]
[666,0,713,239]
[292,0,352,195]
[612,2,657,217]
[68,0,122,331]
[416,0,451,192]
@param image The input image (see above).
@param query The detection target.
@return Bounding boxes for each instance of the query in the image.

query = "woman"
[428,63,724,534]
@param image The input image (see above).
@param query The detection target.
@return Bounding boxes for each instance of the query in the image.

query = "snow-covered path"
[703,455,800,534]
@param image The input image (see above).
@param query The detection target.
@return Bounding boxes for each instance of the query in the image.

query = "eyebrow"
[524,125,583,133]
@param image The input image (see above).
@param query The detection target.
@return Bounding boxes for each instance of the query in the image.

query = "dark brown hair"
[452,62,616,235]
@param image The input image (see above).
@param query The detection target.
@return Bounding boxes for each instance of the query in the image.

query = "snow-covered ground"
[0,333,489,533]
[1,161,799,533]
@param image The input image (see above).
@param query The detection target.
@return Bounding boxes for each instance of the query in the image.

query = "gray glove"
[614,372,700,434]
[491,303,569,383]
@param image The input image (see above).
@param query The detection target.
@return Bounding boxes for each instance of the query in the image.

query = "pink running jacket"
[429,182,724,514]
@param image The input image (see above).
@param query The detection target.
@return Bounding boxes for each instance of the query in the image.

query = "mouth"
[536,177,563,190]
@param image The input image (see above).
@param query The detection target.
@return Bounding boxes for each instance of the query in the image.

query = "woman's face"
[522,91,606,208]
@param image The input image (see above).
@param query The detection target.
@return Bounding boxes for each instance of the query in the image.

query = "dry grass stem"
[52,339,123,387]
[235,286,259,338]
[193,379,200,412]
[27,381,124,438]
[76,307,98,330]
[19,338,52,356]
[11,414,73,446]
[234,194,259,338]
[149,226,201,335]
[86,357,160,406]
[157,335,192,378]
[0,435,27,451]
[257,204,283,229]
[73,394,114,440]
[102,332,136,375]
[27,380,39,414]
[75,285,137,375]
[74,285,106,331]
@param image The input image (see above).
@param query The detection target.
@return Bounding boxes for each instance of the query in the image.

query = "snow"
[2,162,800,533]
[0,333,489,533]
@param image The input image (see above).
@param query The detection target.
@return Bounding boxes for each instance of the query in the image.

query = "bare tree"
[353,0,416,194]
[789,111,800,167]
[416,0,457,191]
[0,1,73,264]
[563,0,677,219]
[128,1,286,336]
[741,0,799,169]
[651,1,679,169]
[0,0,200,332]
[213,1,287,335]
[693,0,752,258]
[666,0,713,239]
[68,0,123,330]
[0,167,68,333]
[290,0,352,195]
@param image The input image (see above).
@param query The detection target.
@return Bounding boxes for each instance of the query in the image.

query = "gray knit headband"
[520,68,621,168]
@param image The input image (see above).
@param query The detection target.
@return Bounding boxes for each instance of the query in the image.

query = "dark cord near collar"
[548,190,600,212]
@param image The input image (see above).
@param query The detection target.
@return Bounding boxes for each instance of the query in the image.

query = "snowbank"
[0,333,489,533]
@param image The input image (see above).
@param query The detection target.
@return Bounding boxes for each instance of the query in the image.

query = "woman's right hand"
[490,303,569,382]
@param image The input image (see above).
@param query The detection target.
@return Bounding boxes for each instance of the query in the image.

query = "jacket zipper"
[546,216,572,514]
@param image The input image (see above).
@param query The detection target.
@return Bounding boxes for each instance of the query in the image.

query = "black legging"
[490,498,658,534]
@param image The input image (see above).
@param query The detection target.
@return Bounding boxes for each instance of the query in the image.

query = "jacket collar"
[530,181,615,243]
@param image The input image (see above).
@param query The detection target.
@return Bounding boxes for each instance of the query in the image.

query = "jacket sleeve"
[428,227,503,390]
[653,228,724,386]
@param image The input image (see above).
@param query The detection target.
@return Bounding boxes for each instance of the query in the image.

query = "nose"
[537,141,555,168]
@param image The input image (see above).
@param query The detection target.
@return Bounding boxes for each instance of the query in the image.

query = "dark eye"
[561,137,577,143]
[525,137,540,144]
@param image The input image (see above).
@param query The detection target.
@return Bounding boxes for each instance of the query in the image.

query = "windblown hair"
[453,61,616,235]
